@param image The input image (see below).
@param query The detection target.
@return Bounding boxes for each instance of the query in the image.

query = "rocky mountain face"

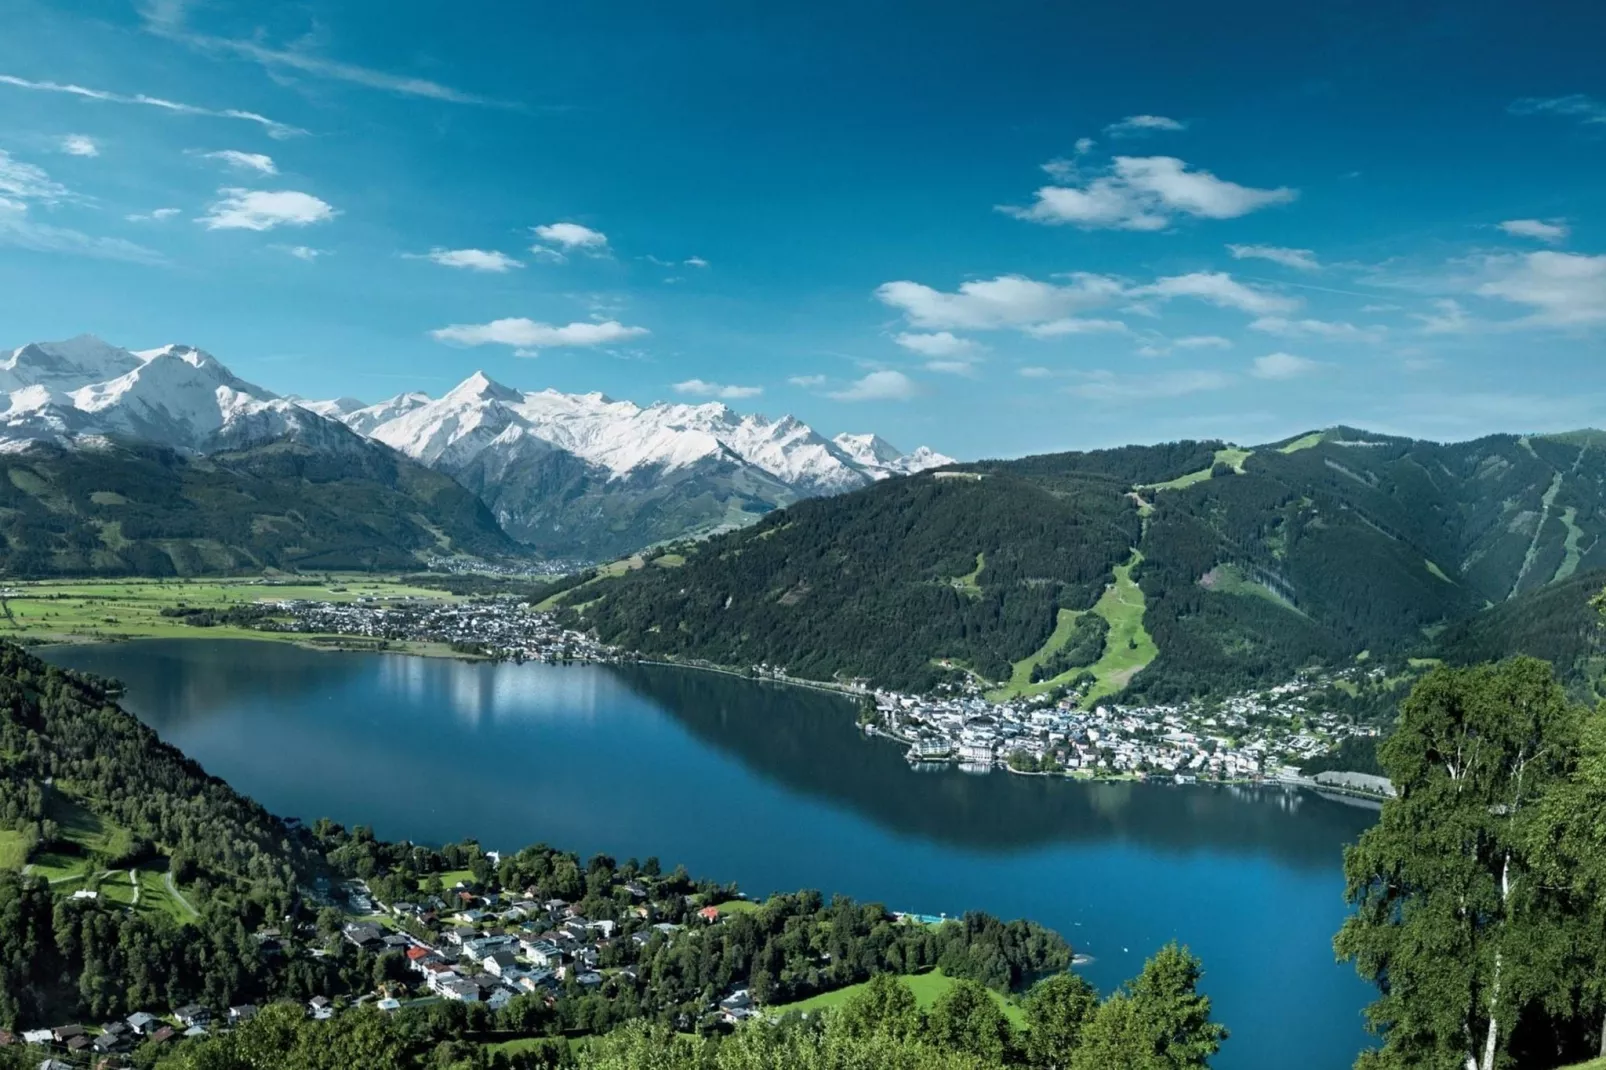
[311,370,953,558]
[0,337,953,563]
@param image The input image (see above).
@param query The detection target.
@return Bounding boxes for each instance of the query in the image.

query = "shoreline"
[28,631,1381,807]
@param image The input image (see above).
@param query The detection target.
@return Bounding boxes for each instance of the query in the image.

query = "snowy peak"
[0,335,145,393]
[834,432,954,479]
[446,370,524,405]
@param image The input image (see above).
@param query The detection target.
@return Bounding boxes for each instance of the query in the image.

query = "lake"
[42,639,1377,1069]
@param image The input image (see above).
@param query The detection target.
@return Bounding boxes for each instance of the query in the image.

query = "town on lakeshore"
[265,592,1391,798]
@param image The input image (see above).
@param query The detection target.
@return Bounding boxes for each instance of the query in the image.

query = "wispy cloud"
[0,199,163,264]
[59,134,98,158]
[1475,251,1606,327]
[1068,368,1233,401]
[1250,316,1385,342]
[276,244,326,261]
[1509,94,1606,126]
[200,149,276,175]
[1001,156,1295,231]
[0,73,305,138]
[673,378,762,400]
[407,247,523,273]
[1251,352,1321,380]
[1138,272,1300,315]
[788,374,826,388]
[0,149,67,203]
[430,318,649,352]
[126,207,181,223]
[1105,114,1186,137]
[876,273,1125,330]
[151,29,498,106]
[1227,244,1320,271]
[1497,218,1568,245]
[829,370,919,402]
[199,188,337,230]
[531,222,609,261]
[893,331,980,357]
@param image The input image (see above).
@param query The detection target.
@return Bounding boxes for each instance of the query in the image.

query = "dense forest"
[0,438,516,577]
[568,469,1141,691]
[567,429,1606,701]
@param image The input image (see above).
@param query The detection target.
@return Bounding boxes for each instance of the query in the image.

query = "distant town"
[263,595,1391,799]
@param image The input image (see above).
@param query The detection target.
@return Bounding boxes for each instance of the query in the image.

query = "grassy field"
[951,552,986,598]
[1079,553,1158,708]
[0,575,455,646]
[771,969,1027,1029]
[1277,432,1325,454]
[992,607,1089,701]
[1140,446,1255,492]
[0,827,28,870]
[714,898,762,915]
[535,556,642,611]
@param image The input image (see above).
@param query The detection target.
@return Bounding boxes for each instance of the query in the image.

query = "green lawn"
[1277,432,1325,454]
[715,898,762,915]
[0,828,27,870]
[0,575,455,645]
[991,607,1089,701]
[950,552,986,598]
[771,969,1027,1029]
[1079,552,1158,708]
[1139,447,1254,492]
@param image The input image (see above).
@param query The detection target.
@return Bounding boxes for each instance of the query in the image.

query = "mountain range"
[0,336,951,569]
[564,430,1606,702]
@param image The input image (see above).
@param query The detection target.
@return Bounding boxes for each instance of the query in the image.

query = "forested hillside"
[568,428,1606,698]
[0,438,518,577]
[569,467,1142,691]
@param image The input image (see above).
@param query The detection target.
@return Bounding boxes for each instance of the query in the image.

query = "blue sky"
[0,0,1602,460]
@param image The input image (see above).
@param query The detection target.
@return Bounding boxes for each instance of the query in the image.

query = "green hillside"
[567,428,1606,698]
[0,438,520,577]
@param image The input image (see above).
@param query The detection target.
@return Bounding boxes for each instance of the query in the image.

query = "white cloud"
[0,150,67,203]
[828,370,919,402]
[0,198,163,263]
[1074,137,1096,154]
[1139,272,1300,315]
[1415,298,1473,334]
[1105,114,1186,137]
[532,223,608,260]
[199,188,336,230]
[1497,218,1569,245]
[1068,368,1233,401]
[1509,95,1606,126]
[201,149,276,175]
[876,273,1125,330]
[924,360,977,376]
[684,255,709,268]
[673,378,762,400]
[150,28,494,106]
[1227,244,1320,271]
[1250,316,1385,342]
[59,135,98,157]
[429,318,649,350]
[1018,366,1054,379]
[788,374,827,388]
[1476,251,1606,327]
[412,247,523,273]
[1023,318,1128,338]
[277,245,324,260]
[1175,335,1233,349]
[893,331,979,357]
[0,73,304,138]
[1002,155,1295,230]
[126,207,181,222]
[1251,352,1321,380]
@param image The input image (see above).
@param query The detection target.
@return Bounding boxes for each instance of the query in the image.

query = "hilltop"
[561,428,1606,699]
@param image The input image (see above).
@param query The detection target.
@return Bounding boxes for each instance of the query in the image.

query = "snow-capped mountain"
[315,370,952,555]
[333,370,947,494]
[0,336,952,559]
[0,336,348,453]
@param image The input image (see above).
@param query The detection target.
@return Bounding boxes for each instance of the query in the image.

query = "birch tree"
[1335,658,1580,1070]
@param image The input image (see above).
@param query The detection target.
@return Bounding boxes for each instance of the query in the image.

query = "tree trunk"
[1599,1003,1606,1059]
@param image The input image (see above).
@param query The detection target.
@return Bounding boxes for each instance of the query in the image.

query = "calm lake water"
[43,639,1377,1069]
